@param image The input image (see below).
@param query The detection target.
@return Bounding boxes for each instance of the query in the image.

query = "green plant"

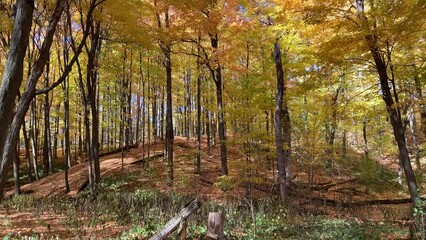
[1,215,11,227]
[121,221,160,240]
[282,217,407,240]
[188,224,207,238]
[215,175,233,191]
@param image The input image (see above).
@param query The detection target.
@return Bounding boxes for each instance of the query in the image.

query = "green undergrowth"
[1,171,409,239]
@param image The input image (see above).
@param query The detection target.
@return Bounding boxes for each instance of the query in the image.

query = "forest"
[0,0,426,239]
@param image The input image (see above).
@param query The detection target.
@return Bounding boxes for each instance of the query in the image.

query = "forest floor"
[0,137,418,239]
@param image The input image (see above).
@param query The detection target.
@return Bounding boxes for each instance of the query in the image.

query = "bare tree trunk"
[273,42,287,201]
[136,66,141,144]
[185,68,191,140]
[206,110,211,155]
[163,41,174,186]
[62,15,71,191]
[209,34,228,175]
[76,59,94,194]
[342,129,347,159]
[106,87,111,151]
[78,115,83,159]
[196,49,202,174]
[53,104,60,159]
[161,86,165,141]
[13,144,20,197]
[87,22,101,185]
[363,118,369,159]
[157,9,174,186]
[414,75,426,139]
[43,59,53,175]
[30,100,39,181]
[152,85,158,141]
[324,87,341,171]
[265,111,269,134]
[63,76,71,193]
[147,67,151,159]
[128,50,134,146]
[282,98,292,183]
[408,107,421,170]
[142,52,146,161]
[120,70,126,169]
[22,122,32,183]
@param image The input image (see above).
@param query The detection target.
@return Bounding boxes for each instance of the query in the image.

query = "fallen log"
[289,178,358,191]
[254,184,424,207]
[99,144,138,157]
[130,152,164,165]
[150,198,200,240]
[297,196,426,207]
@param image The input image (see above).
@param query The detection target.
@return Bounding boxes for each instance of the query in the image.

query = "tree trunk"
[157,9,174,186]
[53,104,60,159]
[273,42,287,201]
[363,118,369,159]
[161,86,165,141]
[43,59,53,175]
[282,98,292,182]
[13,145,20,197]
[76,57,94,194]
[127,50,133,146]
[185,68,191,140]
[120,75,125,169]
[63,14,71,191]
[265,111,269,133]
[408,107,421,170]
[163,43,174,186]
[152,85,158,141]
[196,55,202,174]
[30,101,39,181]
[22,122,32,183]
[63,76,71,193]
[78,115,83,159]
[147,68,151,159]
[136,72,141,144]
[206,110,211,155]
[87,22,101,185]
[210,34,228,176]
[142,52,146,161]
[324,87,340,171]
[414,75,426,139]
[342,129,347,159]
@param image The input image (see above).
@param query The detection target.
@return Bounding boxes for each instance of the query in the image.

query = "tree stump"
[205,212,225,240]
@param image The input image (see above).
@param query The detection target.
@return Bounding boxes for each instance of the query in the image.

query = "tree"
[0,0,102,200]
[0,0,66,200]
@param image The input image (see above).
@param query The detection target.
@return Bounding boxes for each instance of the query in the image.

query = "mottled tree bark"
[210,33,228,176]
[273,42,289,201]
